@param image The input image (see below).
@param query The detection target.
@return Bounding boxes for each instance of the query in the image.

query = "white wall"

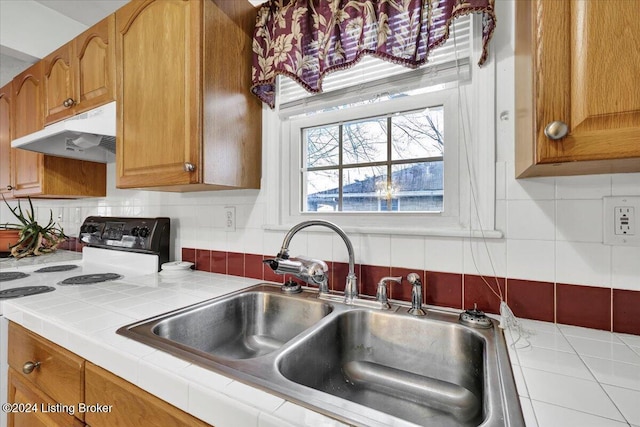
[1,0,639,293]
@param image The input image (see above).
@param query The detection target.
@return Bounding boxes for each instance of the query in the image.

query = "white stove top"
[0,247,159,315]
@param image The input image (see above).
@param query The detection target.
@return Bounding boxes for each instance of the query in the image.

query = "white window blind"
[277,15,472,114]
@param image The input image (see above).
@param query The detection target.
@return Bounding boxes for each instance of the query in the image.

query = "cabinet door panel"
[8,368,83,427]
[11,150,42,196]
[75,14,115,113]
[85,362,209,427]
[116,0,201,188]
[571,2,639,124]
[12,63,44,195]
[8,322,84,413]
[12,63,43,139]
[0,86,11,195]
[43,44,75,125]
[536,0,640,163]
[515,0,640,177]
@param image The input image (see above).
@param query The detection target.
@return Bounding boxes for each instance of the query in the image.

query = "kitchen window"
[266,17,497,237]
[302,106,445,213]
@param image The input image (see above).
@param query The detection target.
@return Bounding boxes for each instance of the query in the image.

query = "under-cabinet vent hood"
[11,102,116,163]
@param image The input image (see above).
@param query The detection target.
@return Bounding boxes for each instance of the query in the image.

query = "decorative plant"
[1,196,67,258]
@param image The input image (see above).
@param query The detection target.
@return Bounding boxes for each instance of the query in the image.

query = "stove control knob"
[138,227,150,238]
[131,226,140,237]
[83,224,98,234]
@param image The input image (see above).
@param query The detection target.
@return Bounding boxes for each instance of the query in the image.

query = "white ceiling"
[0,0,264,88]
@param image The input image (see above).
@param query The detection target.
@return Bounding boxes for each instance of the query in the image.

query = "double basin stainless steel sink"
[117,284,524,426]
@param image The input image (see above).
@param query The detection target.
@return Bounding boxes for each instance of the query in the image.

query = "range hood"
[11,101,116,163]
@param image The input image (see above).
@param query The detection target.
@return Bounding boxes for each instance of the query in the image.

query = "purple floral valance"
[251,0,496,108]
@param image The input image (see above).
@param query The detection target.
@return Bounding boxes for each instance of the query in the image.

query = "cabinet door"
[12,62,43,139]
[8,322,85,416]
[515,0,640,177]
[12,63,44,196]
[74,14,115,114]
[85,362,209,427]
[43,43,76,125]
[0,84,12,196]
[8,368,83,427]
[11,150,42,197]
[115,0,201,188]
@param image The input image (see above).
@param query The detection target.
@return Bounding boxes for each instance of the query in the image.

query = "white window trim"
[262,18,500,238]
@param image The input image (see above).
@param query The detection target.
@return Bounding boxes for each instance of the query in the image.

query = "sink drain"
[459,305,493,329]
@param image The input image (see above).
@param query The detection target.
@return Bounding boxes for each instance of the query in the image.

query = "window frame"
[284,90,461,231]
[263,17,499,238]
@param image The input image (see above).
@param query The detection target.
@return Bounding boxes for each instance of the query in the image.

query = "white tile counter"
[2,265,639,427]
[506,320,640,427]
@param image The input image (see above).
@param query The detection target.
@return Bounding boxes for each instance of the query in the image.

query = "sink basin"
[118,284,523,426]
[126,287,332,360]
[278,310,483,426]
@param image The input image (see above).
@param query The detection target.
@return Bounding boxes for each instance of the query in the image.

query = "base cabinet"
[7,323,84,427]
[7,368,83,427]
[7,322,211,427]
[85,363,209,427]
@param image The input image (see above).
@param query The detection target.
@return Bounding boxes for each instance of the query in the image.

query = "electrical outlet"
[604,196,640,246]
[224,206,236,231]
[614,206,635,235]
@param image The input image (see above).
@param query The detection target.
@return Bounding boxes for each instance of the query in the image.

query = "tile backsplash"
[2,165,640,337]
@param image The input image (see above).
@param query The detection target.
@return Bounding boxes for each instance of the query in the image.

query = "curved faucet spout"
[279,220,358,303]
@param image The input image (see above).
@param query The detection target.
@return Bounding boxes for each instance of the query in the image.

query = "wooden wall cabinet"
[7,322,210,427]
[0,84,12,196]
[11,62,106,198]
[515,0,640,178]
[43,15,115,125]
[115,0,262,191]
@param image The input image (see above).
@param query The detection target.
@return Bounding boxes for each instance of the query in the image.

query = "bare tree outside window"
[303,106,444,212]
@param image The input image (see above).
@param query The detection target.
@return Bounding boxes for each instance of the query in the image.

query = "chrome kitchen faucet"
[264,220,358,304]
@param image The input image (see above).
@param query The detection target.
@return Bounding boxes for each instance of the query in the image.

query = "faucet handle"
[406,273,426,316]
[376,276,402,310]
[407,272,422,287]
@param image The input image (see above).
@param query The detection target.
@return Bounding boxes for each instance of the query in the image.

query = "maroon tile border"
[556,284,611,331]
[180,247,640,335]
[182,248,195,265]
[60,237,84,253]
[211,251,227,274]
[227,252,244,277]
[464,275,504,315]
[613,289,640,335]
[390,267,415,302]
[244,254,264,280]
[507,279,555,323]
[195,249,211,272]
[360,265,391,297]
[426,271,462,309]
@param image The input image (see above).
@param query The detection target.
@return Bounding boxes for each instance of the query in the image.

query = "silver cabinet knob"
[22,361,40,374]
[183,162,196,172]
[62,98,75,108]
[544,121,569,140]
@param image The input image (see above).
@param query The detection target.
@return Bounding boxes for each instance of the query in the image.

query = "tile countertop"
[1,262,639,427]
